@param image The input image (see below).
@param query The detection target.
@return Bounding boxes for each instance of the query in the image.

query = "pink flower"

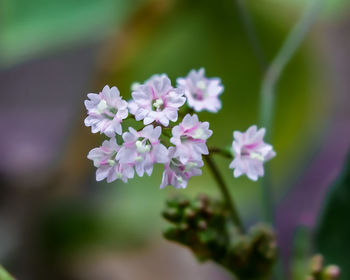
[160,147,203,189]
[116,125,168,176]
[229,125,276,181]
[129,74,186,126]
[170,114,212,164]
[177,68,224,113]
[84,85,128,137]
[87,138,134,183]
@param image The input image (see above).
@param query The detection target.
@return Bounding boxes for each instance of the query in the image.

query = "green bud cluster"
[162,194,277,279]
[306,255,340,280]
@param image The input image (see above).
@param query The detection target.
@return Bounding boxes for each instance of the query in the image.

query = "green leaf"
[314,151,350,279]
[0,265,15,280]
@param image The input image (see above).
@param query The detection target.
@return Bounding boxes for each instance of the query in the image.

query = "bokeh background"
[1,0,350,279]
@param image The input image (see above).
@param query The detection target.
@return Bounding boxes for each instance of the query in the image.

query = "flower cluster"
[85,68,275,187]
[85,70,216,188]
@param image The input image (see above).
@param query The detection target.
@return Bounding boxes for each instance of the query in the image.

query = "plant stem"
[208,147,232,159]
[233,0,267,72]
[259,0,326,139]
[258,0,325,225]
[256,2,326,278]
[204,155,245,233]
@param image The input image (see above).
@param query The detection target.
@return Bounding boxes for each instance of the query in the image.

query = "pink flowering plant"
[83,64,342,280]
[84,69,284,279]
[0,1,345,279]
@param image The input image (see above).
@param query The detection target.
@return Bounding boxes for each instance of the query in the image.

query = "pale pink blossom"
[170,114,212,164]
[84,85,128,137]
[160,147,203,189]
[229,125,276,181]
[177,68,224,112]
[129,74,186,126]
[116,125,168,176]
[87,138,134,183]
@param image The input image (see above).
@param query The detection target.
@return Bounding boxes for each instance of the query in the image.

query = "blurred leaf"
[0,0,145,67]
[314,151,350,279]
[261,0,350,18]
[290,227,311,280]
[0,266,14,280]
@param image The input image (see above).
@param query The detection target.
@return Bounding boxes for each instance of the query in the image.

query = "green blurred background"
[1,0,350,279]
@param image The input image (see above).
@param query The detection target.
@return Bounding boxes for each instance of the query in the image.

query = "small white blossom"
[116,125,168,176]
[160,147,203,189]
[87,138,134,183]
[229,125,276,181]
[177,68,224,113]
[129,74,186,126]
[84,85,128,137]
[170,114,212,164]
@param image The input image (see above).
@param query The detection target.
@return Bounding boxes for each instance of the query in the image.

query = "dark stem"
[204,155,245,233]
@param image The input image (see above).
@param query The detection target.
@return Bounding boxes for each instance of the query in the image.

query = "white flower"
[170,114,212,164]
[129,74,186,126]
[229,125,276,181]
[116,125,168,177]
[177,68,224,112]
[87,138,134,183]
[84,85,128,137]
[160,147,203,189]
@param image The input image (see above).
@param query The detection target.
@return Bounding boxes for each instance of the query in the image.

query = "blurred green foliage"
[1,0,348,68]
[315,152,350,279]
[0,266,14,280]
[37,0,334,259]
[7,0,336,264]
[0,0,145,67]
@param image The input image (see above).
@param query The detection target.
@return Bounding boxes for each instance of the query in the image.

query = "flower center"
[96,100,108,113]
[176,176,183,184]
[192,128,205,139]
[95,99,118,120]
[153,98,164,111]
[194,81,207,100]
[136,140,151,154]
[242,147,264,161]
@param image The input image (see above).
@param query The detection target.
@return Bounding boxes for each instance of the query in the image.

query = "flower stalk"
[204,155,245,233]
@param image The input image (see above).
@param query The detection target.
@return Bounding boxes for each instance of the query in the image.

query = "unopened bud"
[177,197,189,208]
[192,200,205,212]
[179,222,189,231]
[310,254,323,274]
[162,208,180,221]
[184,208,196,219]
[324,265,340,279]
[197,220,207,230]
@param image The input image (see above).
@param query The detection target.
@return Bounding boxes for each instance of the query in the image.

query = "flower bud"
[323,265,340,279]
[310,254,324,274]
